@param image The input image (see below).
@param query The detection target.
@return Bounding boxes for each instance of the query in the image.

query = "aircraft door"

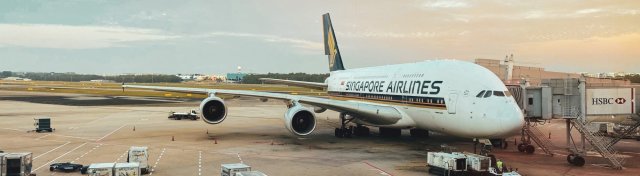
[447,91,458,114]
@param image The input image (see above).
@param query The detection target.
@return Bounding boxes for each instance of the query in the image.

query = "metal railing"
[524,125,555,156]
[571,119,625,169]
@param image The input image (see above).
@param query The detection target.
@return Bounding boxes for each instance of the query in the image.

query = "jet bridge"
[508,77,638,169]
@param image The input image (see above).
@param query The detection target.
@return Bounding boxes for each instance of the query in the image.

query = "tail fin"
[323,13,345,71]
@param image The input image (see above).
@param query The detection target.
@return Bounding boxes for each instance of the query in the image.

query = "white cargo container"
[427,152,467,175]
[127,146,150,174]
[1,152,33,176]
[87,163,114,176]
[235,171,267,176]
[115,163,140,176]
[452,152,491,172]
[221,163,251,176]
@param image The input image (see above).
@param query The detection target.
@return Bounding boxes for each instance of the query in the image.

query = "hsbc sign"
[592,98,626,105]
[587,88,635,115]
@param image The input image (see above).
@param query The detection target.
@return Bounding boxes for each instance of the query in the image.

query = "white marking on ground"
[34,142,87,171]
[237,153,243,163]
[149,148,166,175]
[1,128,24,131]
[72,144,101,163]
[96,124,127,141]
[34,141,71,159]
[198,151,202,176]
[114,150,129,163]
[36,134,51,140]
[52,134,96,141]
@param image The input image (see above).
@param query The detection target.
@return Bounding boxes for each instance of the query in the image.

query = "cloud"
[576,8,602,14]
[203,32,323,51]
[0,24,178,49]
[423,0,470,9]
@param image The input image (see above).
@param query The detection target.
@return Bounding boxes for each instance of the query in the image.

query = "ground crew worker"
[496,159,504,172]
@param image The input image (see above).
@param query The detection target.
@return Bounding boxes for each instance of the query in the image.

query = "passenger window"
[476,90,486,98]
[493,91,505,97]
[483,91,492,98]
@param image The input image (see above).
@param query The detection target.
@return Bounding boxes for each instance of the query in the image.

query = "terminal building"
[475,56,631,87]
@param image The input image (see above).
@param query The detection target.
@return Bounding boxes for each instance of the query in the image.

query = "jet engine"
[284,105,316,136]
[199,96,227,124]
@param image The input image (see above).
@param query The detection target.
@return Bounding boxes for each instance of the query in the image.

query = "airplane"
[123,13,525,147]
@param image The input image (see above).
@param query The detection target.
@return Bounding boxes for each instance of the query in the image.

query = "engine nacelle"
[199,96,227,124]
[284,105,316,136]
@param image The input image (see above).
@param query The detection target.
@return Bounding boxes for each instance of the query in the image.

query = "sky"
[1,0,639,75]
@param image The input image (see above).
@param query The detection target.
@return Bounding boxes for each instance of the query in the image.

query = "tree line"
[0,71,183,83]
[623,75,640,83]
[242,73,330,84]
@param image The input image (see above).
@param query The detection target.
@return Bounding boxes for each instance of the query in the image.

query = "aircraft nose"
[500,105,525,137]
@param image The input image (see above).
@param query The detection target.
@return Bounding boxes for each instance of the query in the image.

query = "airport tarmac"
[1,90,639,176]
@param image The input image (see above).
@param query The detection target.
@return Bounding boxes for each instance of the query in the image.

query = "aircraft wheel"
[525,145,535,154]
[334,128,343,138]
[344,126,353,138]
[572,156,585,167]
[517,143,526,152]
[567,154,575,164]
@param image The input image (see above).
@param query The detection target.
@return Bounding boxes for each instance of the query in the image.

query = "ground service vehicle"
[127,146,150,174]
[168,109,199,120]
[221,163,251,176]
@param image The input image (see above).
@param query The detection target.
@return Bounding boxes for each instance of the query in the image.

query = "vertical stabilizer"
[323,13,345,71]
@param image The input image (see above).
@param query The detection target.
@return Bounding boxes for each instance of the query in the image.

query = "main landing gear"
[335,113,371,138]
[333,113,430,138]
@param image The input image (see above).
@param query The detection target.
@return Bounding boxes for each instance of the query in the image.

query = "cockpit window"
[476,90,486,98]
[493,91,505,97]
[483,91,492,98]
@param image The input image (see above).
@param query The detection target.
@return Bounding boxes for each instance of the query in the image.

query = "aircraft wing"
[122,84,403,125]
[258,78,327,90]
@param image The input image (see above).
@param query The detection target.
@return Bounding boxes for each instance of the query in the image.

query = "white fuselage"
[325,60,525,138]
